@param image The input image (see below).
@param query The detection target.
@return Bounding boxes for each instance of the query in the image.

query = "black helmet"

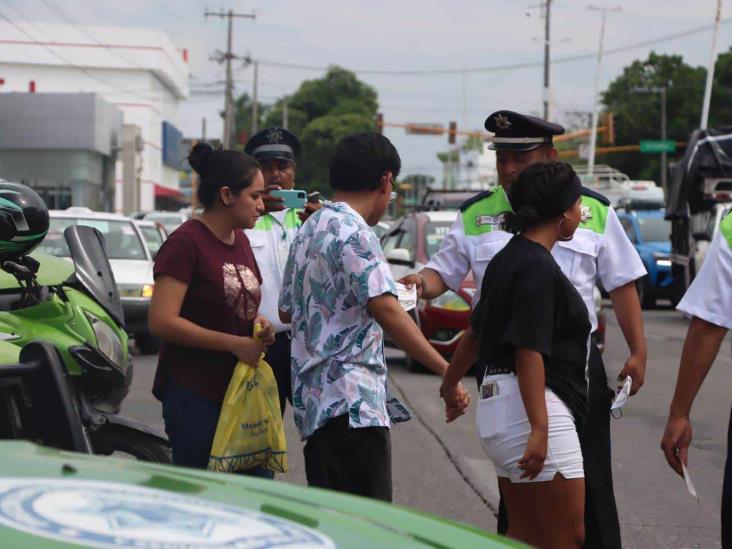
[0,181,49,258]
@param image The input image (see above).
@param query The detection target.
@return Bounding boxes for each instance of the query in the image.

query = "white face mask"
[611,376,632,410]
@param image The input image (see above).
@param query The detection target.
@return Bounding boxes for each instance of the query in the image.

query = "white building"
[442,142,498,190]
[0,21,189,212]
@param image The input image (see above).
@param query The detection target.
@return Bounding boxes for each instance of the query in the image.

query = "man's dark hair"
[329,132,401,191]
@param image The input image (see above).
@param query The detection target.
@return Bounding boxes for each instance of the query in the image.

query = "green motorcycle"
[0,225,170,462]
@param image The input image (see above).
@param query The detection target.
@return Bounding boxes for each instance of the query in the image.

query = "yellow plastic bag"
[208,327,287,474]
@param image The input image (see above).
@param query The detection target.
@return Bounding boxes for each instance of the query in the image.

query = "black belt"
[483,363,513,377]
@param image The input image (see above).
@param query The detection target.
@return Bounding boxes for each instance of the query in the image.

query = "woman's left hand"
[519,428,548,480]
[254,315,276,346]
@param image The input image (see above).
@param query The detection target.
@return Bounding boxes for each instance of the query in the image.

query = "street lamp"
[632,86,668,191]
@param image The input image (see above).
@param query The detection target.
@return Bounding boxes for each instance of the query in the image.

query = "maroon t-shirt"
[152,219,262,404]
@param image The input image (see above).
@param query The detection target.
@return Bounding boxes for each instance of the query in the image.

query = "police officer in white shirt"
[662,212,732,546]
[401,110,648,549]
[244,127,319,416]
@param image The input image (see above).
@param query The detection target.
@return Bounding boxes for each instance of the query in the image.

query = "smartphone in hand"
[269,189,307,209]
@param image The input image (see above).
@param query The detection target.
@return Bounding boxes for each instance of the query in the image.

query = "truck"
[666,127,732,305]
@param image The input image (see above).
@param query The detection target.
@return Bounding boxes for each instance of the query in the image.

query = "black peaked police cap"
[244,127,301,162]
[485,110,565,151]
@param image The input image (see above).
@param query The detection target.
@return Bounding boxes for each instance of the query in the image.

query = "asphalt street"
[121,304,732,547]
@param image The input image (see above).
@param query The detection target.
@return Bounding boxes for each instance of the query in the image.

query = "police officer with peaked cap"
[401,110,648,548]
[244,127,318,418]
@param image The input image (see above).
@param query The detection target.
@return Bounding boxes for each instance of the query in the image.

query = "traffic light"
[375,112,384,134]
[448,121,457,144]
[602,112,615,145]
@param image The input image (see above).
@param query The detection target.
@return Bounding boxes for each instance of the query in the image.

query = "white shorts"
[476,374,584,483]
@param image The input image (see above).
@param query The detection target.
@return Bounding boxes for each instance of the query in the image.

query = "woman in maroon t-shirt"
[149,143,275,475]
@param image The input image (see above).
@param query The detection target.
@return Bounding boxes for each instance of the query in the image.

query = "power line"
[234,18,731,77]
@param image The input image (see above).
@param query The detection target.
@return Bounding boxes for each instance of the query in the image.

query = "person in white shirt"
[244,127,319,415]
[402,110,647,548]
[662,212,732,546]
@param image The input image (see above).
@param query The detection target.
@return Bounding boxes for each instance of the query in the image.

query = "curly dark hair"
[501,161,581,234]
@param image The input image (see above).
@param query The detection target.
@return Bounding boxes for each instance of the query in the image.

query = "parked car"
[382,210,475,371]
[135,219,168,259]
[142,211,187,234]
[373,220,393,240]
[38,208,160,354]
[0,439,512,548]
[617,207,673,308]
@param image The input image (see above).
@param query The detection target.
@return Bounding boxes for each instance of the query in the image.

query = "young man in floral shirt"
[279,132,469,501]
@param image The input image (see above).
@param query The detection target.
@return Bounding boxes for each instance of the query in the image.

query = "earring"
[558,217,574,241]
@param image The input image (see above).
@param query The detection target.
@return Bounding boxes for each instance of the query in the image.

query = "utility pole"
[587,5,621,177]
[282,97,289,129]
[700,0,722,129]
[205,8,255,148]
[252,61,259,135]
[543,0,552,120]
[632,86,668,190]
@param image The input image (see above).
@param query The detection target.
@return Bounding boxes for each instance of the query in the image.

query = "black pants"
[722,407,732,548]
[488,344,622,549]
[264,332,292,417]
[303,414,392,502]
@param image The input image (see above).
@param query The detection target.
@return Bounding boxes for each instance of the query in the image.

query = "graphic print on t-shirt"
[222,263,260,320]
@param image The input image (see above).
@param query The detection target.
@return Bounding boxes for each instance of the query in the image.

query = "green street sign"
[640,139,676,153]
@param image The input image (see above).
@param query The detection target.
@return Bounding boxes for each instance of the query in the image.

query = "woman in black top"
[441,162,590,548]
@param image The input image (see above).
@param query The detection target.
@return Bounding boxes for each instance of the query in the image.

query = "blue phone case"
[270,189,307,209]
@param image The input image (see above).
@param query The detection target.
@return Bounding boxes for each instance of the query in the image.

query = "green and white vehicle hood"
[0,441,520,548]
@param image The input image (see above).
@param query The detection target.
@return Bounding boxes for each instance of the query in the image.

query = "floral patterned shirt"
[280,201,402,439]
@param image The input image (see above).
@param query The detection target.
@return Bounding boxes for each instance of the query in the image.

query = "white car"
[142,211,187,235]
[38,208,159,354]
[134,220,168,259]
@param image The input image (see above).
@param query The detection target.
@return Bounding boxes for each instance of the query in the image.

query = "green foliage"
[600,49,732,181]
[257,66,379,194]
[300,113,376,193]
[232,93,267,148]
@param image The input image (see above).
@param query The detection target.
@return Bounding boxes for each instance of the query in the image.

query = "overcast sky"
[7,0,732,181]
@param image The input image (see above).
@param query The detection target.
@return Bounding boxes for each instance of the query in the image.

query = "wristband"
[416,271,427,293]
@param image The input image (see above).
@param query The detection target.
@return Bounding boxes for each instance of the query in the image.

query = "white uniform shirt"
[245,208,300,333]
[426,187,646,331]
[677,218,732,329]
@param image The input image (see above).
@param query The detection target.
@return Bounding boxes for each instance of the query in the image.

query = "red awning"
[154,184,184,199]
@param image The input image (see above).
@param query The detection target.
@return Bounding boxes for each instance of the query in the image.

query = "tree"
[261,66,379,193]
[600,49,732,181]
[232,93,267,149]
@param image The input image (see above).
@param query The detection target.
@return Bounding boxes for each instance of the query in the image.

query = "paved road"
[122,305,732,546]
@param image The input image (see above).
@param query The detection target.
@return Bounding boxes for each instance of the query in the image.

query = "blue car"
[617,208,673,308]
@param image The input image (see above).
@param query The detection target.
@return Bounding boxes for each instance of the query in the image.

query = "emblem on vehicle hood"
[0,478,336,548]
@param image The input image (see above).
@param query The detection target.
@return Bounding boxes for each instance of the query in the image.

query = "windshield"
[140,226,164,255]
[39,218,148,260]
[424,221,454,258]
[637,217,671,242]
[145,213,183,233]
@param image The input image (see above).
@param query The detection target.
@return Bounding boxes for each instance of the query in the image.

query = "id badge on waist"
[481,380,499,400]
